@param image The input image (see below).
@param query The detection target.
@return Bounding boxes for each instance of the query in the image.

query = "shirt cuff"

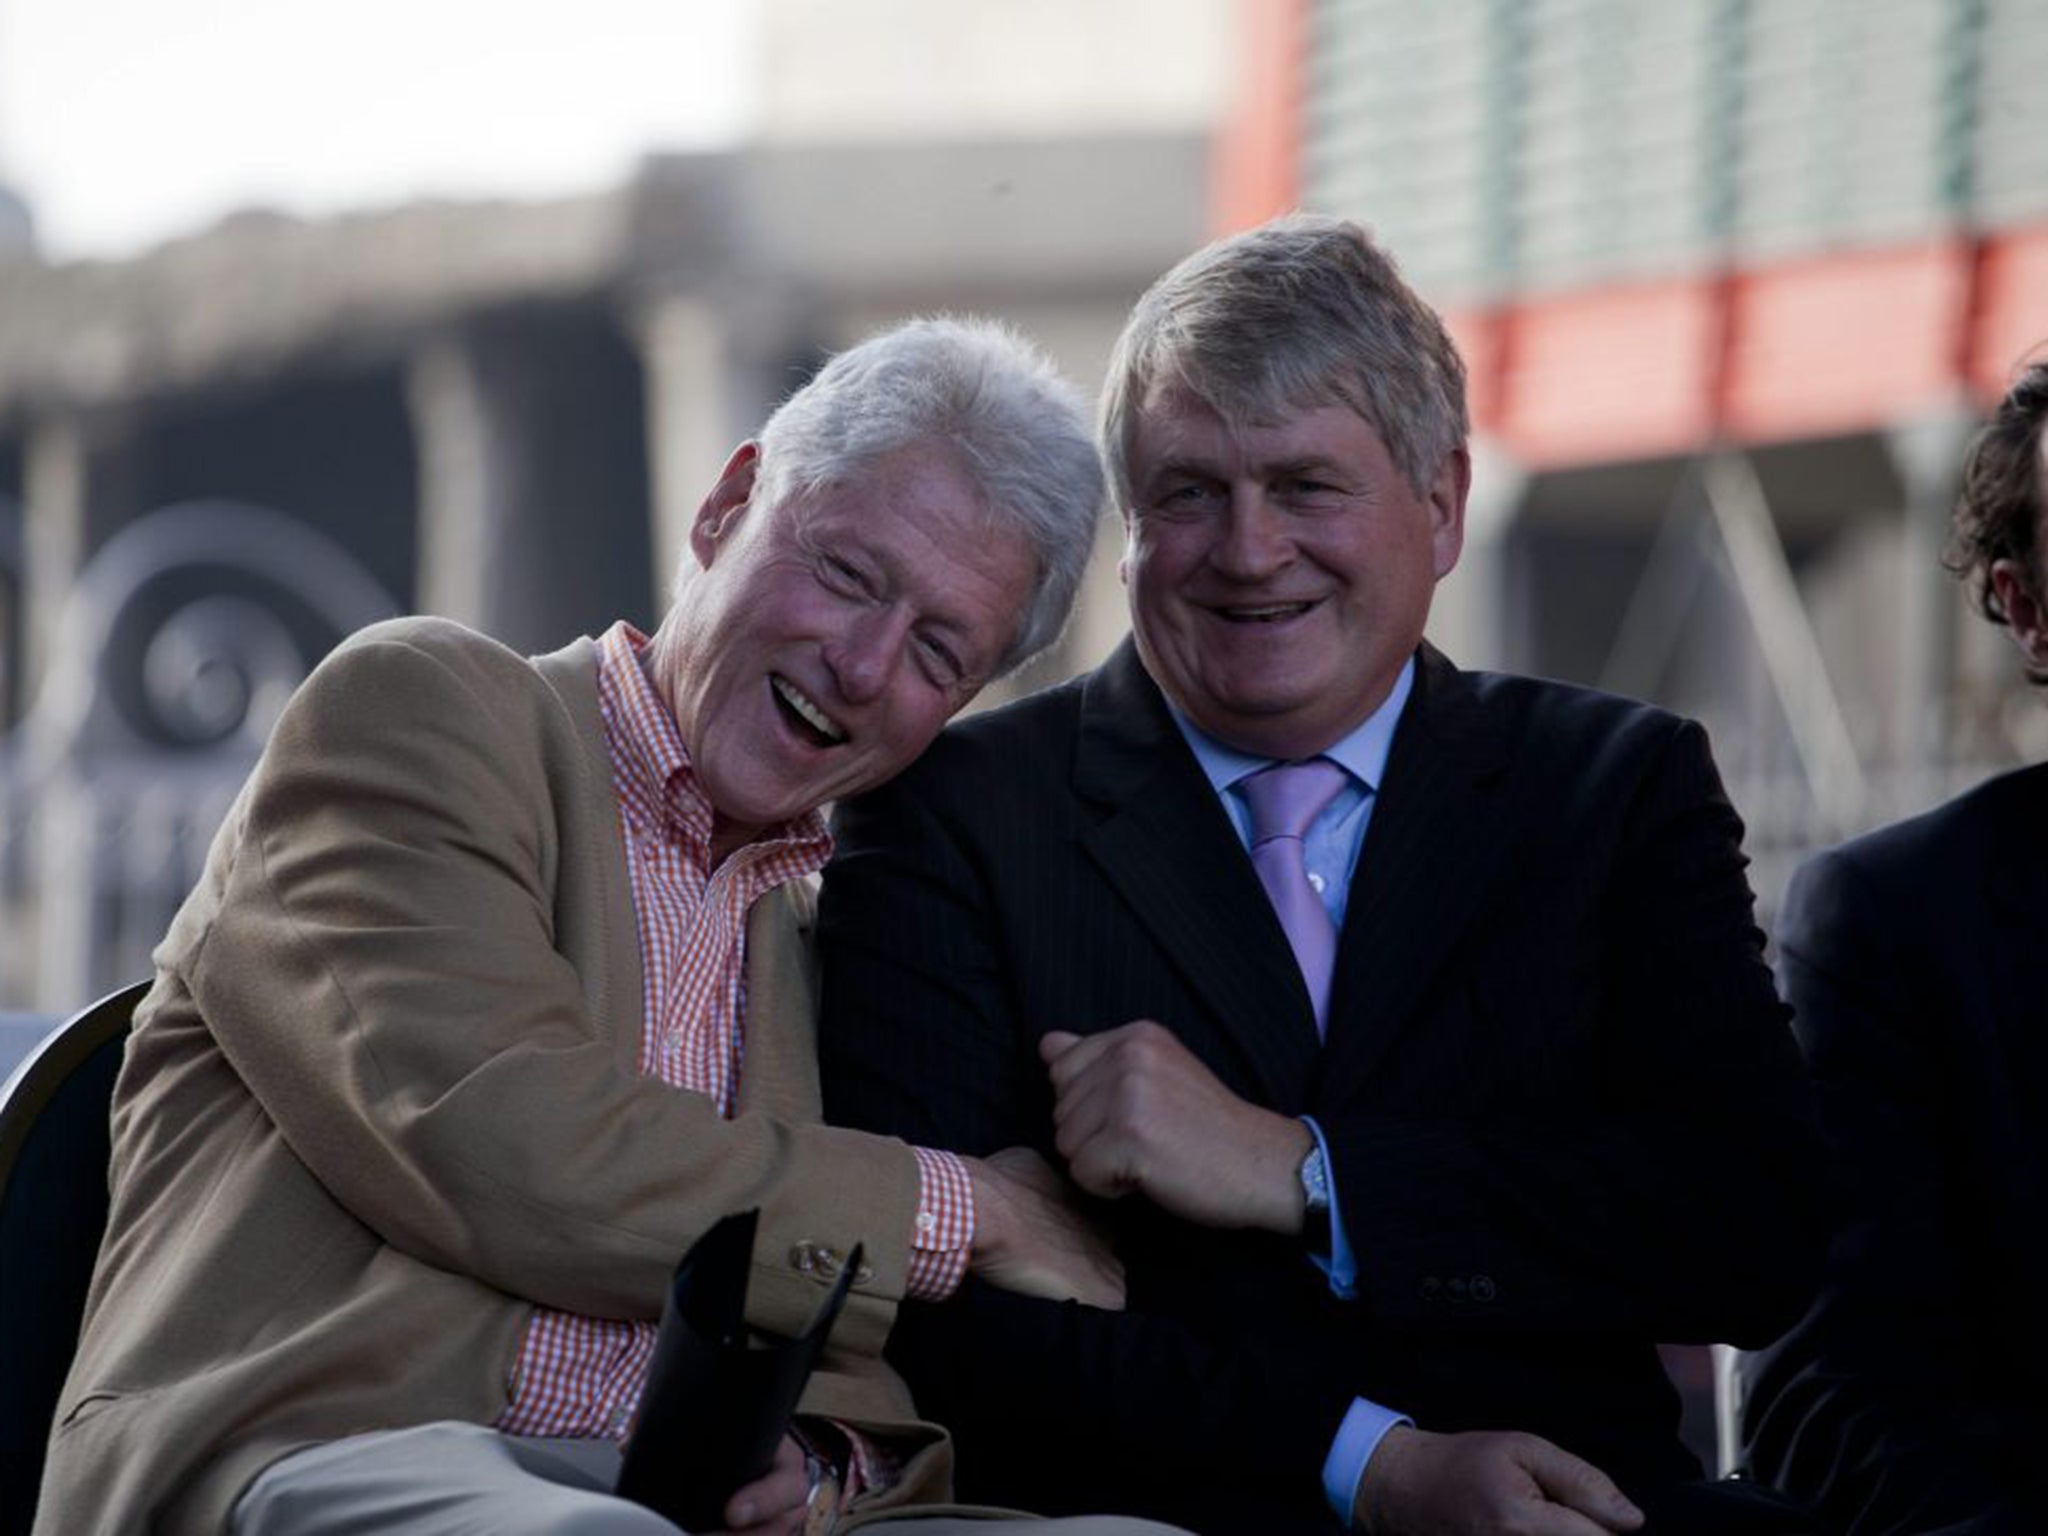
[1322,1397,1412,1524]
[1300,1115,1359,1299]
[904,1146,974,1300]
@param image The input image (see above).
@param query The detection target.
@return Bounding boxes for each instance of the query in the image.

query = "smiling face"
[1121,387,1467,759]
[650,440,1038,863]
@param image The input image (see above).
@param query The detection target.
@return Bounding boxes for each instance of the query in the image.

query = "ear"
[1991,557,2048,673]
[1117,508,1136,588]
[1427,447,1472,581]
[690,442,762,568]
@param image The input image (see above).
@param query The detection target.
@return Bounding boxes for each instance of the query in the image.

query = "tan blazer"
[37,617,949,1535]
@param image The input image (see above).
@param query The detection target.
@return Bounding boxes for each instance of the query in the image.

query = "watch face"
[1300,1144,1331,1213]
[802,1468,841,1536]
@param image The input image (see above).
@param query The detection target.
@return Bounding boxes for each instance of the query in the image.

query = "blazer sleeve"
[182,630,922,1337]
[1314,718,1828,1346]
[1739,845,2045,1533]
[819,764,1356,1523]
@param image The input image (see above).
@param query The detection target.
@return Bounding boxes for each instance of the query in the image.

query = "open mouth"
[771,675,846,748]
[1215,600,1317,624]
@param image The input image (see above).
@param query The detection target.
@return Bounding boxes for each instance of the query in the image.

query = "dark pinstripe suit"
[819,639,1826,1534]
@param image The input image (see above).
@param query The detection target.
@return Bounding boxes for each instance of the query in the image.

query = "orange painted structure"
[1214,2,2048,470]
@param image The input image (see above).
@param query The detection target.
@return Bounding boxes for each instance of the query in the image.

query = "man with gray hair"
[821,220,1827,1533]
[37,318,1179,1536]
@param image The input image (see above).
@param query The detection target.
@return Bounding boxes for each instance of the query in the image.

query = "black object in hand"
[615,1209,861,1531]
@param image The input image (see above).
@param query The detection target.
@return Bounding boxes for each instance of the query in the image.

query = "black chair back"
[0,981,147,1536]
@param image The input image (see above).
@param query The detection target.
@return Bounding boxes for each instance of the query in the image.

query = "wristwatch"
[791,1421,844,1536]
[800,1452,841,1536]
[1298,1133,1332,1250]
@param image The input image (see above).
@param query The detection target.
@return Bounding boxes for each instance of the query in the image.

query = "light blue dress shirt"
[1165,655,1416,1524]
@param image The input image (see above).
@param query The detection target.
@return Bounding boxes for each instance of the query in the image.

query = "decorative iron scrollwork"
[1,500,400,1009]
[9,499,399,773]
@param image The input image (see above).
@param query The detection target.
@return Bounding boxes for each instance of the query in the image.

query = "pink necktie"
[1241,759,1348,1034]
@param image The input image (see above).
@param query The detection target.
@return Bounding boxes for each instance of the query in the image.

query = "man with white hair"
[37,319,1172,1536]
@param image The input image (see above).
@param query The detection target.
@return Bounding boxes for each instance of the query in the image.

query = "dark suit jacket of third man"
[1741,763,2048,1533]
[817,638,1827,1534]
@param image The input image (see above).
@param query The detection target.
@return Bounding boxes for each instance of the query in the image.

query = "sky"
[0,0,757,261]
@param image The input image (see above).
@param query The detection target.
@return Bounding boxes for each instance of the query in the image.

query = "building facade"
[1220,0,2048,918]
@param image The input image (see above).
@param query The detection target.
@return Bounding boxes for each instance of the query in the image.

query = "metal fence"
[0,501,397,1011]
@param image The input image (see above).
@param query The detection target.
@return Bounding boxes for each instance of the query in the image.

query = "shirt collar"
[594,621,832,864]
[1168,652,1416,797]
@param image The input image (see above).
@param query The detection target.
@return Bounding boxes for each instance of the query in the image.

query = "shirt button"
[1307,872,1327,894]
[916,1212,937,1233]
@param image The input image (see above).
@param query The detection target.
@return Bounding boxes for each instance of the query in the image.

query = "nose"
[822,603,911,704]
[1209,489,1292,581]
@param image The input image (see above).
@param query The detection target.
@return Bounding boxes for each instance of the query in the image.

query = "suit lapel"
[1324,644,1514,1087]
[1992,769,2048,1374]
[1072,641,1322,1106]
[1980,766,2048,1158]
[736,881,824,1122]
[533,635,650,1080]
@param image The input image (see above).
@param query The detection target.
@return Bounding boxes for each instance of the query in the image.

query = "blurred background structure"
[0,0,2044,1021]
[0,0,1227,1010]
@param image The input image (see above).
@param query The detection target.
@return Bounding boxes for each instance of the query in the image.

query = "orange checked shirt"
[497,622,973,1444]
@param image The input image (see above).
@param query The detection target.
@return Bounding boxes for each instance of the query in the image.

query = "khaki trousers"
[230,1421,1192,1536]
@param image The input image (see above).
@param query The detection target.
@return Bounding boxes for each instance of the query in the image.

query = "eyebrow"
[1146,452,1347,483]
[1265,456,1347,479]
[1143,455,1225,484]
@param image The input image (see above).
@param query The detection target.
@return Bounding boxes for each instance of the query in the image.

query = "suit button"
[1472,1274,1496,1303]
[1447,1277,1468,1299]
[789,1242,840,1280]
[1420,1277,1443,1302]
[790,1243,874,1287]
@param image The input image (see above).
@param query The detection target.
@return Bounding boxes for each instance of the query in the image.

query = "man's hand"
[1041,1021,1312,1233]
[716,1433,816,1536]
[964,1146,1125,1309]
[1354,1426,1645,1536]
